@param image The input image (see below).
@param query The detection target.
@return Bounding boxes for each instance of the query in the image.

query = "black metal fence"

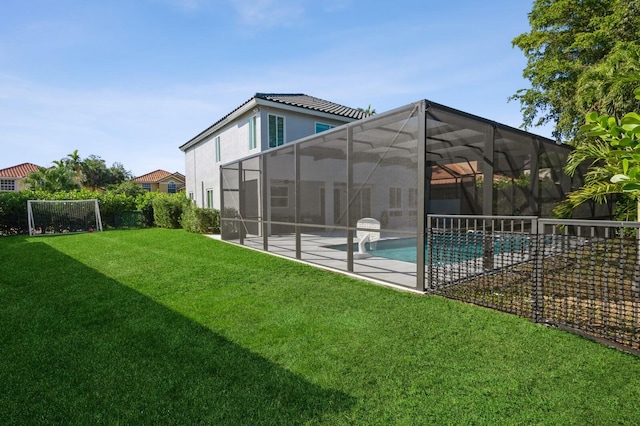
[426,215,640,354]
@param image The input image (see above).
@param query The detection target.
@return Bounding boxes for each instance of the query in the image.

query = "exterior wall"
[266,156,418,228]
[184,148,198,201]
[135,179,185,194]
[258,107,347,151]
[186,111,259,209]
[0,178,29,192]
[186,105,352,210]
[158,178,185,193]
[134,182,159,192]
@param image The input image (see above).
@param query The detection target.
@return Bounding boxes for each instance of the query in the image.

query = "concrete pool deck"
[208,233,421,291]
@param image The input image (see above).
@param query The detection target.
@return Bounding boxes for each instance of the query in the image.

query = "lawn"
[1,228,640,425]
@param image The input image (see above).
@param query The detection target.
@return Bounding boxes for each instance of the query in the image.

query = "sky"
[1,0,548,177]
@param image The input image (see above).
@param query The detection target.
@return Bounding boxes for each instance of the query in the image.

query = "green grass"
[1,228,640,425]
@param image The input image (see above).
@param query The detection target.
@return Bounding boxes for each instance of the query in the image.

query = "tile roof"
[430,161,514,185]
[255,93,368,119]
[0,162,42,178]
[431,161,480,184]
[180,93,369,150]
[133,170,185,183]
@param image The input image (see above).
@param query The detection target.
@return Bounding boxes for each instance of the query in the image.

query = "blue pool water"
[330,234,529,264]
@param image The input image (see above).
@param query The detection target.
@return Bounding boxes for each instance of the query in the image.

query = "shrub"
[98,192,138,229]
[0,191,31,235]
[136,191,159,227]
[181,203,220,234]
[151,193,188,229]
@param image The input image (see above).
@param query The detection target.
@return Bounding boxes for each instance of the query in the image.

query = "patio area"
[237,231,419,289]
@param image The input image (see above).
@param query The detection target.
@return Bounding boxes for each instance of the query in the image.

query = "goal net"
[27,199,103,236]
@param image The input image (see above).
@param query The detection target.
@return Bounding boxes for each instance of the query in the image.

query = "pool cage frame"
[220,99,602,292]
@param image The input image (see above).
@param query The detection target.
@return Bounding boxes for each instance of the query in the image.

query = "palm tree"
[553,140,627,218]
[554,89,640,219]
[357,105,376,115]
[25,165,79,192]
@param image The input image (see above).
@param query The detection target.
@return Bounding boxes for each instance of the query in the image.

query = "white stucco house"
[179,93,368,209]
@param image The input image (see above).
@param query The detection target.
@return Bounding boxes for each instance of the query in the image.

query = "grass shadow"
[0,236,354,424]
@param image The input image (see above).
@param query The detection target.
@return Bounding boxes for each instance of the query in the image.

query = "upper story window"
[268,114,285,148]
[167,181,177,194]
[142,183,152,191]
[215,136,221,163]
[315,123,335,133]
[249,116,257,150]
[0,179,16,191]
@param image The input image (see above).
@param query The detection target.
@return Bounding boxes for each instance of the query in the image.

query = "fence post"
[482,219,494,271]
[531,218,544,323]
[425,215,432,291]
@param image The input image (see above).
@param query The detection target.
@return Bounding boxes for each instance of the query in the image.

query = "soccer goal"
[27,199,103,236]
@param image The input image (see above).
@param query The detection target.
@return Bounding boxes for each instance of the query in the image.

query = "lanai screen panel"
[538,138,571,217]
[350,104,420,231]
[298,128,349,269]
[493,127,537,216]
[348,105,420,282]
[425,105,492,215]
[265,145,297,259]
[240,156,261,239]
[221,162,241,241]
[298,127,348,228]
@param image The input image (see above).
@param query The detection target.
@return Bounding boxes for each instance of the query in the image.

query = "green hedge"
[181,204,220,234]
[0,190,152,234]
[149,193,187,229]
[0,190,223,235]
[0,191,31,235]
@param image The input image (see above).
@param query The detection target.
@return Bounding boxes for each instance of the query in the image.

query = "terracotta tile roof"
[133,170,185,183]
[0,162,41,178]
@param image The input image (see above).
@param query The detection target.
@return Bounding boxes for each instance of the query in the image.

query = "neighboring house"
[132,170,186,194]
[0,162,41,192]
[179,93,369,209]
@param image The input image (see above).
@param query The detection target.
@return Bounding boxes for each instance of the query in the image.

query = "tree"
[357,105,376,115]
[109,181,146,198]
[554,88,640,219]
[81,155,109,190]
[65,149,82,173]
[107,162,133,186]
[25,150,133,193]
[25,164,80,192]
[512,0,640,141]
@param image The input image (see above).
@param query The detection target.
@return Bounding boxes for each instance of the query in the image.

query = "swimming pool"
[329,233,529,264]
